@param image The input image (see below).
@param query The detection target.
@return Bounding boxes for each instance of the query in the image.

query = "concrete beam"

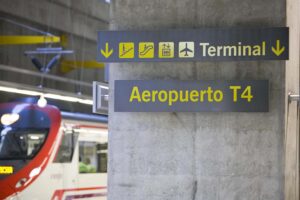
[52,0,109,23]
[0,0,108,41]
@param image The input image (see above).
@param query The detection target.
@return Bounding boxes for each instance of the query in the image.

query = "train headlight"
[1,113,20,126]
[29,167,41,178]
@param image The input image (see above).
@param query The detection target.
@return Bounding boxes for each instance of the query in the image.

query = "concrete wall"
[0,0,109,99]
[108,0,286,200]
[0,0,109,41]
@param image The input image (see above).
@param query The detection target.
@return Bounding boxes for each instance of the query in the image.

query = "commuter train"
[0,100,108,200]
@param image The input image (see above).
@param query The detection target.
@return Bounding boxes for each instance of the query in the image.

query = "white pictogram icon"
[179,42,194,58]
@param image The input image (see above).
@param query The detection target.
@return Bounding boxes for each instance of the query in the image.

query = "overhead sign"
[114,80,269,112]
[98,28,288,62]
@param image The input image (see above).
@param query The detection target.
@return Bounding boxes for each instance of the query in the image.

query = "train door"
[52,123,108,199]
[76,126,108,199]
[52,123,79,197]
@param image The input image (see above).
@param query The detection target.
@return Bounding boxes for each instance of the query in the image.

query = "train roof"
[7,97,108,124]
[61,111,107,123]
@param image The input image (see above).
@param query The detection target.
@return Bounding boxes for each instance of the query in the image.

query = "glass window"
[79,141,107,173]
[54,130,78,163]
[0,128,48,160]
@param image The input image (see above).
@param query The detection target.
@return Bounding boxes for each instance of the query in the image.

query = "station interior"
[0,0,299,200]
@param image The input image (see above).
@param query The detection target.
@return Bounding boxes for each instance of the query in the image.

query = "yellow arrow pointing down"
[101,43,113,58]
[271,40,285,56]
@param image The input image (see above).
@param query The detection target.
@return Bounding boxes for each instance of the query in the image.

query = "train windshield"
[0,104,51,160]
[0,128,48,160]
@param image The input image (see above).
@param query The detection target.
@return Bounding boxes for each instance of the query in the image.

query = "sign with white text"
[98,28,288,62]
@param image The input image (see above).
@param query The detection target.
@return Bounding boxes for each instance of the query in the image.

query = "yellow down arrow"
[101,43,113,58]
[271,40,285,56]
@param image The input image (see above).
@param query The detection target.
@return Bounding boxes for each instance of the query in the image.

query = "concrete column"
[108,0,285,200]
[285,0,300,199]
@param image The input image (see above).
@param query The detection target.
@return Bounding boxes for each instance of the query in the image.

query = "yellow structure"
[0,35,60,45]
[60,60,105,73]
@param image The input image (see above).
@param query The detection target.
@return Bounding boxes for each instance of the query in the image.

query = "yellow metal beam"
[60,35,68,48]
[0,35,60,45]
[60,60,105,73]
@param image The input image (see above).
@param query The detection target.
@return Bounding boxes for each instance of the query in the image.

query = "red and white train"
[0,101,108,200]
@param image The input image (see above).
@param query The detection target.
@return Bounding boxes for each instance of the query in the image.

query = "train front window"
[0,128,48,160]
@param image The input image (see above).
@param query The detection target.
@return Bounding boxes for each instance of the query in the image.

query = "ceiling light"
[0,85,92,105]
[44,93,92,105]
[0,86,42,96]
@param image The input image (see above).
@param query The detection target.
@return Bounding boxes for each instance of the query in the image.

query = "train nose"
[0,182,17,200]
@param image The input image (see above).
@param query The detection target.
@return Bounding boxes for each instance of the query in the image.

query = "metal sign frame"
[93,81,109,114]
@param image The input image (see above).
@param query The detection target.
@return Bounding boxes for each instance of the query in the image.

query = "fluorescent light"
[78,99,93,105]
[44,93,93,105]
[0,86,41,96]
[0,85,93,105]
[44,93,78,102]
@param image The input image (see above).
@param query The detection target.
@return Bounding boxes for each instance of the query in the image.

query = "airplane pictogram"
[179,42,194,58]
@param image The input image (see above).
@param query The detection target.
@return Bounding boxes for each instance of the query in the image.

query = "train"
[0,100,108,200]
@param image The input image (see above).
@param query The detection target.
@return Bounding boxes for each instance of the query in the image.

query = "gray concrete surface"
[285,0,300,198]
[0,0,109,41]
[0,0,109,99]
[108,0,285,200]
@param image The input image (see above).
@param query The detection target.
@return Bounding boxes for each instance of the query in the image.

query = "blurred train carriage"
[0,100,108,200]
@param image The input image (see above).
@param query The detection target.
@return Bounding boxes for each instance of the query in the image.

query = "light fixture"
[0,86,41,96]
[44,93,93,105]
[0,85,93,105]
[37,95,47,107]
[29,167,41,178]
[1,113,20,126]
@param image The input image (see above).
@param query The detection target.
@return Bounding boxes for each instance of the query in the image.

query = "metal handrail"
[289,93,300,102]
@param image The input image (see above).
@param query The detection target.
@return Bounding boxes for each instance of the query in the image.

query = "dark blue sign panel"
[114,80,269,112]
[98,28,288,62]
